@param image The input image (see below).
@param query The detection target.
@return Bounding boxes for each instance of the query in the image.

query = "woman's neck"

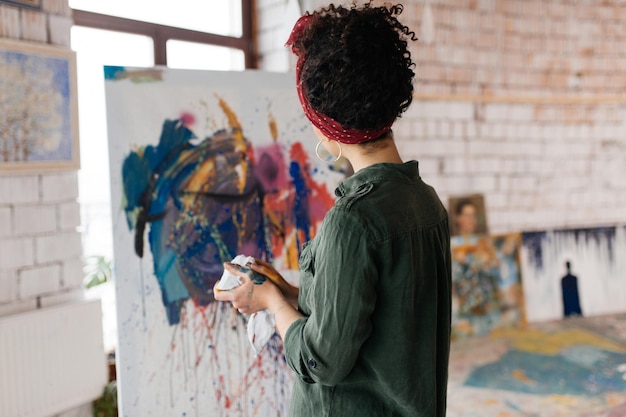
[343,139,403,172]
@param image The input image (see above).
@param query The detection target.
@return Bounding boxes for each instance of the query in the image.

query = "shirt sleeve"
[284,207,378,386]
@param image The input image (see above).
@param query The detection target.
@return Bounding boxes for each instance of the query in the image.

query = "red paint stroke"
[179,112,196,127]
[289,142,335,216]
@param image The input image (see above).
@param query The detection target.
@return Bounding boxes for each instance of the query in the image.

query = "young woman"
[214,3,451,416]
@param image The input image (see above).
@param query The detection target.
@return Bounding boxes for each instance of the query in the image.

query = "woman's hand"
[213,262,285,315]
[249,258,299,308]
[214,261,304,340]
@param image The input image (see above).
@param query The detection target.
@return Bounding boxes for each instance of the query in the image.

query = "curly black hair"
[293,2,417,142]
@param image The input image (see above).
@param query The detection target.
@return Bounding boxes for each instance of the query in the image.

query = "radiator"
[0,300,107,417]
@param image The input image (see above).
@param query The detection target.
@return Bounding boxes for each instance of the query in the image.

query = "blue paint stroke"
[122,120,270,324]
[121,118,325,326]
[289,161,311,253]
[571,227,616,263]
[521,231,547,272]
[104,66,163,82]
[522,226,617,273]
[104,66,126,80]
[465,347,626,396]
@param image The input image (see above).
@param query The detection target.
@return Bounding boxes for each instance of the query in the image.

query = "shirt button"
[307,359,317,369]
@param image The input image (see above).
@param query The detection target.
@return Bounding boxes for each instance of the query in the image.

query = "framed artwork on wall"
[0,39,80,171]
[449,193,489,243]
[0,0,41,10]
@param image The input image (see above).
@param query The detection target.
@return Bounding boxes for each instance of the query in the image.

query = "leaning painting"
[451,233,525,338]
[0,39,79,171]
[105,67,344,416]
[521,225,626,322]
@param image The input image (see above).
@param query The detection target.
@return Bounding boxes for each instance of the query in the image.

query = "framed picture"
[0,0,41,9]
[448,193,489,239]
[0,39,79,171]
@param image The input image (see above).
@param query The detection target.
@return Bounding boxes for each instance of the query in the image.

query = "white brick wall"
[19,263,61,298]
[0,237,35,269]
[0,4,21,38]
[59,201,81,231]
[1,2,91,412]
[36,231,82,264]
[0,269,16,303]
[255,1,626,235]
[394,100,626,233]
[0,182,84,302]
[0,207,11,237]
[0,175,39,204]
[21,9,47,42]
[0,0,84,317]
[42,171,79,203]
[14,205,57,235]
[0,173,84,309]
[47,13,71,47]
[61,258,85,289]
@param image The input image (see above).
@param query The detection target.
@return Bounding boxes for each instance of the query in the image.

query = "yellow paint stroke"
[268,112,279,142]
[113,68,163,83]
[216,95,241,130]
[186,159,216,193]
[511,369,536,385]
[216,95,247,193]
[490,327,626,355]
[547,395,581,406]
[605,392,626,406]
[232,206,249,248]
[285,236,299,270]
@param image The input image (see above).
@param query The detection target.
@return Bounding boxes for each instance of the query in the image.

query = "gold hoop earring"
[315,140,342,163]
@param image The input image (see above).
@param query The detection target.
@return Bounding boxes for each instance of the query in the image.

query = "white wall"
[256,0,626,234]
[0,1,92,416]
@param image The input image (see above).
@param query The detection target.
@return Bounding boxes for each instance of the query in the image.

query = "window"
[70,0,243,36]
[70,1,255,67]
[71,2,255,351]
[166,40,245,71]
[71,0,255,259]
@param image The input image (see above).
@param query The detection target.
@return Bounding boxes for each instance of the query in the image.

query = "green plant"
[83,255,113,289]
[92,380,117,417]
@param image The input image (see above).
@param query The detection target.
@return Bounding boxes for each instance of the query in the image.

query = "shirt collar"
[335,160,421,197]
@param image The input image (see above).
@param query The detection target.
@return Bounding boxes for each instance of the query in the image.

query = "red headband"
[286,15,393,145]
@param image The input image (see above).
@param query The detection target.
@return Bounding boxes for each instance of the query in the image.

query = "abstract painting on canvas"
[105,67,346,416]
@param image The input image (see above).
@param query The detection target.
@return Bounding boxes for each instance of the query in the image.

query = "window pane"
[71,26,154,260]
[69,0,243,37]
[166,40,245,71]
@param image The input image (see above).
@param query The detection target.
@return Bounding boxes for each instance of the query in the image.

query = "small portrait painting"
[449,194,489,245]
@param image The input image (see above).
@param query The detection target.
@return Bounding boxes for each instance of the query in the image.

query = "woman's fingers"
[224,262,248,278]
[249,261,281,283]
[252,257,272,268]
[214,261,286,314]
[213,281,233,301]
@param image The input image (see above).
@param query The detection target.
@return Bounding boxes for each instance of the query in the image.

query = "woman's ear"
[312,126,331,142]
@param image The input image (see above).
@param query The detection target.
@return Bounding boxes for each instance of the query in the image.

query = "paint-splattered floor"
[447,313,626,417]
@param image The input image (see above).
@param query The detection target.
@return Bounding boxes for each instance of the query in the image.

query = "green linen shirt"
[284,161,451,417]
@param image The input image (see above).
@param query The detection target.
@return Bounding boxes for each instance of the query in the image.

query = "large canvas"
[451,233,525,338]
[0,39,79,171]
[521,226,626,323]
[105,67,346,416]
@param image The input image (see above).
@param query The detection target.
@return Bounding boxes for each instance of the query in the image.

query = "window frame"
[72,0,257,68]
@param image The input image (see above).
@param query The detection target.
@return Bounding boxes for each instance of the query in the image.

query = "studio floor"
[447,313,626,417]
